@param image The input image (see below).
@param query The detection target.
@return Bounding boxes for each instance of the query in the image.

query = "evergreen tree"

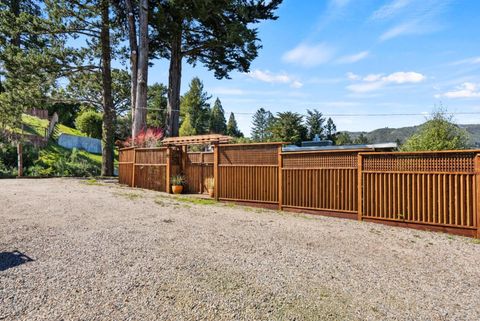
[335,132,352,145]
[270,112,307,145]
[180,77,211,136]
[325,117,337,142]
[353,133,369,145]
[150,0,282,136]
[147,83,167,128]
[306,109,325,140]
[179,114,196,136]
[0,0,58,130]
[251,108,274,142]
[226,113,243,138]
[209,98,227,134]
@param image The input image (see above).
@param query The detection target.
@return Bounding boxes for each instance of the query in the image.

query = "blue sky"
[148,0,480,136]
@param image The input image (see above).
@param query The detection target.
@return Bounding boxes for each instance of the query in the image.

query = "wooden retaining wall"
[119,145,480,238]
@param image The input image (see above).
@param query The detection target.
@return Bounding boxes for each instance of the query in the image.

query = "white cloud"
[383,71,426,83]
[336,51,369,64]
[246,69,303,88]
[346,72,360,80]
[371,0,412,20]
[451,56,480,66]
[436,82,480,99]
[374,0,452,41]
[282,43,335,67]
[346,71,426,93]
[379,21,420,41]
[290,80,304,89]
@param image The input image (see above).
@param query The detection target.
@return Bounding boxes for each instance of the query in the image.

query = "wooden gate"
[184,152,214,194]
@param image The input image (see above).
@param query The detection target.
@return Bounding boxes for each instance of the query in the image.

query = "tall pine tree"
[251,108,274,142]
[325,117,337,142]
[179,77,210,136]
[226,113,243,138]
[306,109,325,140]
[209,98,227,134]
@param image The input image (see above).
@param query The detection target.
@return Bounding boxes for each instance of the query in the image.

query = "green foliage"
[251,108,274,142]
[33,145,100,177]
[226,113,243,138]
[401,111,468,151]
[170,174,186,186]
[65,69,130,115]
[353,133,369,145]
[75,110,103,139]
[147,83,168,128]
[151,1,282,79]
[209,98,227,134]
[306,109,325,140]
[335,132,352,145]
[269,112,306,145]
[180,78,211,136]
[179,114,196,136]
[325,117,337,142]
[46,102,81,128]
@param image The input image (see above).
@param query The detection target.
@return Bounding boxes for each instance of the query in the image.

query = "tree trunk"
[166,32,182,137]
[132,0,148,140]
[10,0,20,47]
[100,0,115,176]
[125,0,137,127]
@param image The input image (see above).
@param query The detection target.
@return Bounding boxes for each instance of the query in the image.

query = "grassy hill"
[346,124,480,148]
[18,114,104,176]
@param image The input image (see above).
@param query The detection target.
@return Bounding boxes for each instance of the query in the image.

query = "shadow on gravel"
[0,251,34,272]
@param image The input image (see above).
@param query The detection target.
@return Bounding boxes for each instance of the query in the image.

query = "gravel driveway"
[1,178,479,320]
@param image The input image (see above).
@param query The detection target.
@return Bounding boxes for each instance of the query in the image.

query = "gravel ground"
[1,178,480,321]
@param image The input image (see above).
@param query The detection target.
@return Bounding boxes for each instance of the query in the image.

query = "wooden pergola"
[162,134,232,146]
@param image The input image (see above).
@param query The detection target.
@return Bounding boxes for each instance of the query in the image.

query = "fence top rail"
[359,149,480,156]
[118,147,135,151]
[218,142,288,147]
[281,149,371,155]
[132,147,169,151]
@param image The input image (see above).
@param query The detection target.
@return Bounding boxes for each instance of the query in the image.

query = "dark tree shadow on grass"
[0,251,34,272]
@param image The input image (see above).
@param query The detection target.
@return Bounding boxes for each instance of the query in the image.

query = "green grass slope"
[20,114,105,175]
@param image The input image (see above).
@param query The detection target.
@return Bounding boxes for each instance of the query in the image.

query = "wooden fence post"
[213,143,219,201]
[357,153,363,221]
[278,145,283,210]
[132,148,136,187]
[17,142,23,177]
[475,155,480,238]
[166,147,171,193]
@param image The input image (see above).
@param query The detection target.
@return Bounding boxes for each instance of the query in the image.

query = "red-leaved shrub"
[121,128,164,148]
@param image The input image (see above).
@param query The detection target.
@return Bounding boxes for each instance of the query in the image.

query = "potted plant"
[171,174,185,194]
[206,177,214,197]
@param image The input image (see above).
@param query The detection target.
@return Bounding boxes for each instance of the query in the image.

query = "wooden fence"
[119,145,480,238]
[184,152,214,194]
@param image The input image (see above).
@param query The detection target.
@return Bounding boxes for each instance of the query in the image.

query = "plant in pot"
[205,177,214,197]
[171,174,185,194]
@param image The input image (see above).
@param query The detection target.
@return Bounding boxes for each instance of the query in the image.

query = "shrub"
[122,127,164,148]
[75,110,103,139]
[401,110,468,151]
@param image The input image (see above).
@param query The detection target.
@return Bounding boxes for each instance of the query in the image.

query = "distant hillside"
[346,124,480,148]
